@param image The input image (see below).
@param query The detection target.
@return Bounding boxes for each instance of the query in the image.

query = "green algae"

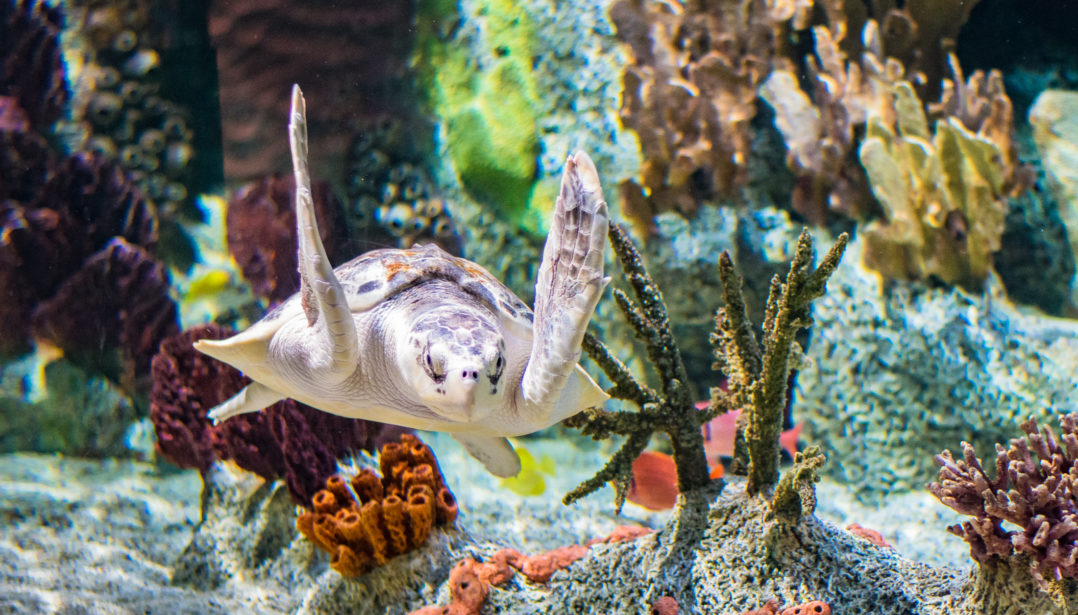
[414,0,542,229]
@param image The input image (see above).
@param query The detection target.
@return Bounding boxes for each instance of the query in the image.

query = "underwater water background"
[4,0,1078,613]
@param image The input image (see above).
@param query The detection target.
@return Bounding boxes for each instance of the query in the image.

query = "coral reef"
[930,414,1078,587]
[226,173,350,305]
[150,324,404,503]
[297,433,458,577]
[0,0,67,131]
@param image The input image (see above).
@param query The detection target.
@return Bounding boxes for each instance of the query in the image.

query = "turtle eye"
[424,351,445,382]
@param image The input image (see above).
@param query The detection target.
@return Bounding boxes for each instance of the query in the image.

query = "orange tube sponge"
[382,494,409,555]
[311,490,338,514]
[297,432,457,577]
[436,487,458,524]
[331,544,370,577]
[351,468,383,503]
[325,475,354,507]
[336,510,365,546]
[406,486,435,547]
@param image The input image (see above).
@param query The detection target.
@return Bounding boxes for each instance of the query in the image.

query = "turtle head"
[402,308,507,423]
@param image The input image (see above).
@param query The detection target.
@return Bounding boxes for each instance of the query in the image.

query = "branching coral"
[714,230,847,494]
[296,433,458,577]
[929,414,1078,587]
[563,223,711,508]
[565,224,844,508]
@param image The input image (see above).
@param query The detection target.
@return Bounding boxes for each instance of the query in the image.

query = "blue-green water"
[3,0,1078,613]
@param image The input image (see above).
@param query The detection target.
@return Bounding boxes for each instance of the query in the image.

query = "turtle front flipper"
[451,433,522,477]
[520,151,610,422]
[206,381,284,424]
[289,85,359,384]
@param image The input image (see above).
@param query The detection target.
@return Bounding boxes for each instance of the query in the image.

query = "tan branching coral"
[760,21,905,223]
[858,58,1025,290]
[609,0,794,231]
[296,433,458,577]
[762,14,1025,289]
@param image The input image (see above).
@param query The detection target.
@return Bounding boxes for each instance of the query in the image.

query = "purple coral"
[0,148,160,360]
[0,0,67,131]
[31,238,179,397]
[150,324,407,503]
[929,414,1078,585]
[226,174,348,305]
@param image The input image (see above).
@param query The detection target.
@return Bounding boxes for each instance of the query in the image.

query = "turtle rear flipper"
[451,433,522,477]
[205,381,284,423]
[289,84,359,384]
[520,151,610,421]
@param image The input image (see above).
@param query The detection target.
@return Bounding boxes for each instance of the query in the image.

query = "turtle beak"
[447,371,480,418]
[424,369,484,422]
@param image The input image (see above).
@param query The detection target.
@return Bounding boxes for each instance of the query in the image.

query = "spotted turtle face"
[402,306,506,422]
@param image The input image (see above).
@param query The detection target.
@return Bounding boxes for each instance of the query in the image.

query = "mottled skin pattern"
[196,86,608,477]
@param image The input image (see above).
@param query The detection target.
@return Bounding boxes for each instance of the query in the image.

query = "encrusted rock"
[794,237,1078,498]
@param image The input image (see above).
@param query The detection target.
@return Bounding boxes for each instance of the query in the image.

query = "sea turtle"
[195,85,610,477]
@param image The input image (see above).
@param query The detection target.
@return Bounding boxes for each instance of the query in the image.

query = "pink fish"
[696,401,802,464]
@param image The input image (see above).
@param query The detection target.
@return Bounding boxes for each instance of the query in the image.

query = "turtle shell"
[335,243,534,334]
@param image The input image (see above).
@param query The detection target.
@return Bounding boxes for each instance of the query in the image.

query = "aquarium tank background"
[3,0,1078,613]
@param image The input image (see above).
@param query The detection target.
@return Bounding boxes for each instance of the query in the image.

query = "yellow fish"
[499,445,556,496]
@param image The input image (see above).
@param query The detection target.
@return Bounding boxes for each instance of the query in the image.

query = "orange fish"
[626,451,725,511]
[626,451,679,511]
[626,402,804,511]
[696,402,802,465]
